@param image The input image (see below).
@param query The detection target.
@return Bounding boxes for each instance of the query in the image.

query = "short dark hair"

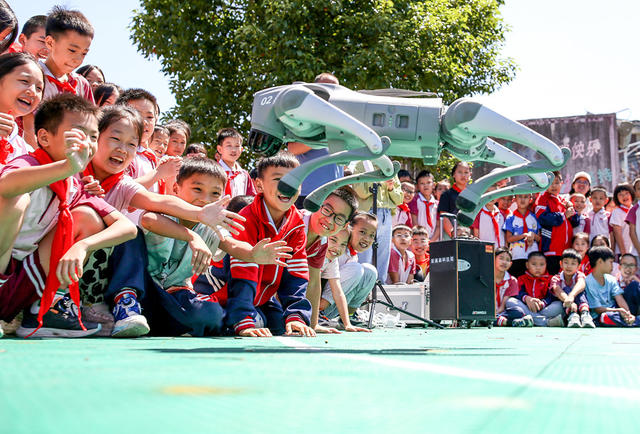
[93,82,122,107]
[76,64,104,82]
[116,88,159,115]
[561,248,582,262]
[416,170,434,183]
[351,212,377,227]
[392,225,412,236]
[98,105,144,145]
[527,251,546,262]
[227,195,254,214]
[590,234,611,248]
[0,52,45,90]
[587,246,615,269]
[46,6,94,39]
[35,93,99,137]
[21,15,47,38]
[185,143,207,156]
[397,169,412,179]
[255,151,298,179]
[328,186,358,221]
[176,155,227,186]
[495,246,512,260]
[620,253,638,266]
[412,226,430,237]
[217,127,243,147]
[590,186,608,197]
[166,119,191,143]
[152,125,169,138]
[613,183,635,207]
[0,1,18,54]
[451,161,469,178]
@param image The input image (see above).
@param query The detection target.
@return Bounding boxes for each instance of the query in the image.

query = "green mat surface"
[1,327,639,434]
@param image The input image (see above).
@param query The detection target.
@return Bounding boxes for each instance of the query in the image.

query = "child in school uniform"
[13,15,49,61]
[215,127,256,197]
[570,193,590,235]
[585,246,640,327]
[548,249,595,328]
[587,187,610,243]
[0,53,43,165]
[223,152,315,337]
[149,125,169,159]
[319,227,370,332]
[299,187,358,331]
[387,225,416,284]
[165,119,190,157]
[472,188,506,247]
[392,181,414,227]
[609,183,635,257]
[0,94,137,338]
[493,248,531,326]
[39,8,94,104]
[536,171,577,275]
[409,170,437,238]
[411,226,430,281]
[503,193,540,278]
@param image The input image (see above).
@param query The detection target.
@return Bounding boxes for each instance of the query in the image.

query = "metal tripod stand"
[363,182,444,329]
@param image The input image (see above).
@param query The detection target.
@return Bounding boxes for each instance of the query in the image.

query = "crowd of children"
[0,3,639,341]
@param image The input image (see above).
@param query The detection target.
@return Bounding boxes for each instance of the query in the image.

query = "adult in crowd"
[288,72,344,209]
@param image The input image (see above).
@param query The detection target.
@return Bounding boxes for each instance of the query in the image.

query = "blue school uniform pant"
[321,262,377,319]
[597,281,640,327]
[501,298,564,326]
[559,285,589,313]
[105,229,148,303]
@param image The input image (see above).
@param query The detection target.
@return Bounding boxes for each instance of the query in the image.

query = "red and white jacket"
[225,194,311,333]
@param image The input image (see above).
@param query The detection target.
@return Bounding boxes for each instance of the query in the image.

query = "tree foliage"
[130,0,516,170]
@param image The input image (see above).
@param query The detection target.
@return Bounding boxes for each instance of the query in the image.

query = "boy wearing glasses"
[392,182,415,227]
[388,225,416,284]
[303,187,359,331]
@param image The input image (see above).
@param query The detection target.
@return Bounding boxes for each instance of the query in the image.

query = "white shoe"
[580,311,596,328]
[567,312,581,328]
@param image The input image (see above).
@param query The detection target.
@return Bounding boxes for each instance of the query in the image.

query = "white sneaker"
[567,312,581,328]
[580,311,596,328]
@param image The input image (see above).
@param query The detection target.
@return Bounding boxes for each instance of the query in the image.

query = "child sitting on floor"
[494,248,530,326]
[548,249,595,328]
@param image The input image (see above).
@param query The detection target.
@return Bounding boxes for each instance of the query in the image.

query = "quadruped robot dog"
[247,82,571,225]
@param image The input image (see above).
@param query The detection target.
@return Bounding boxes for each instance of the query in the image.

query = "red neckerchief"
[0,137,13,165]
[398,203,410,214]
[82,163,124,194]
[620,205,630,214]
[482,207,501,247]
[514,210,529,234]
[495,272,510,307]
[416,253,430,274]
[348,245,358,257]
[138,148,166,195]
[27,149,85,336]
[46,74,77,94]
[225,171,241,196]
[420,195,434,228]
[452,184,463,193]
[0,110,15,164]
[579,256,591,275]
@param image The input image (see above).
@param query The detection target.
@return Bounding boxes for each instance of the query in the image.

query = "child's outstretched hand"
[198,195,246,240]
[64,128,95,172]
[251,238,293,266]
[81,175,105,197]
[344,325,372,333]
[0,112,15,137]
[188,233,213,275]
[286,321,316,337]
[238,327,272,337]
[56,242,88,287]
[156,156,181,180]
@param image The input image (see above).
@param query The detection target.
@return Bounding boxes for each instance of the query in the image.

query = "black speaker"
[429,239,495,321]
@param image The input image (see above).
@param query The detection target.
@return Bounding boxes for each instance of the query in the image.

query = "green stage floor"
[1,327,639,434]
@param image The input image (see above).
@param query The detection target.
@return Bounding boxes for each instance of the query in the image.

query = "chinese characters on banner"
[471,114,619,193]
